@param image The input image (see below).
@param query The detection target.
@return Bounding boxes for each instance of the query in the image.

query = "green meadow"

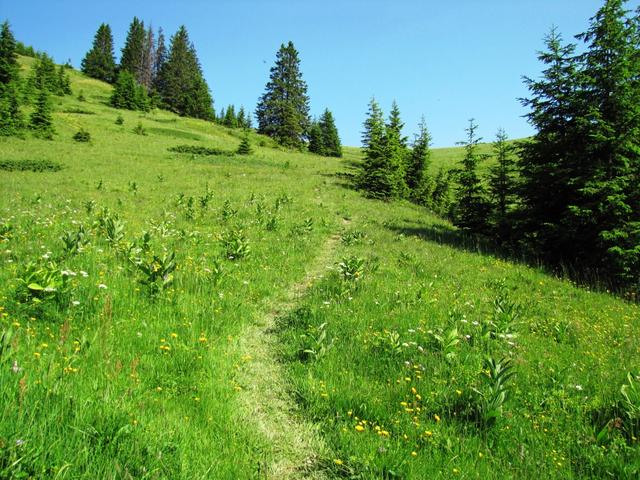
[1,58,639,479]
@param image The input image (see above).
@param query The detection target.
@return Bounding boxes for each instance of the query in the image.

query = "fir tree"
[158,26,213,120]
[237,106,247,128]
[488,128,517,240]
[571,0,640,286]
[0,21,19,86]
[255,41,310,149]
[120,17,146,85]
[140,25,155,90]
[0,83,24,136]
[29,87,54,139]
[56,65,71,96]
[453,119,490,233]
[382,101,409,197]
[358,98,404,199]
[431,167,453,216]
[31,53,58,92]
[518,28,582,262]
[224,104,237,128]
[237,133,253,155]
[308,120,323,155]
[111,71,149,111]
[318,108,342,157]
[406,117,434,204]
[81,23,116,83]
[153,27,167,92]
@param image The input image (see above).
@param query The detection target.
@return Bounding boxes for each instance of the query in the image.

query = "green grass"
[0,57,638,479]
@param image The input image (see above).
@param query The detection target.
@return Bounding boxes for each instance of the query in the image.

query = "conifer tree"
[31,53,58,92]
[318,108,342,157]
[237,133,253,155]
[308,120,323,155]
[120,17,146,85]
[255,41,310,148]
[237,106,247,128]
[382,101,409,197]
[29,87,54,139]
[224,104,237,127]
[81,23,116,83]
[406,117,434,204]
[571,0,640,285]
[518,28,582,262]
[140,26,155,90]
[110,71,149,111]
[158,26,213,120]
[0,21,19,86]
[453,119,490,233]
[488,128,517,240]
[153,27,166,91]
[0,83,24,136]
[358,98,405,199]
[56,65,71,96]
[432,167,453,216]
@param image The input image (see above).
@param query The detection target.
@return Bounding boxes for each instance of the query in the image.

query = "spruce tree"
[453,119,490,233]
[358,98,404,199]
[571,0,640,286]
[140,26,155,90]
[237,106,247,128]
[518,28,582,262]
[318,108,342,157]
[158,26,213,120]
[120,17,146,85]
[153,27,167,92]
[31,53,58,92]
[0,21,19,86]
[29,87,54,139]
[81,23,116,83]
[488,128,517,241]
[0,83,24,136]
[237,133,253,155]
[382,101,409,197]
[255,41,310,148]
[224,104,237,127]
[308,120,324,155]
[111,71,149,111]
[406,117,434,204]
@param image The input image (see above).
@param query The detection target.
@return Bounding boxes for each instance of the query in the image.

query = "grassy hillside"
[1,59,638,479]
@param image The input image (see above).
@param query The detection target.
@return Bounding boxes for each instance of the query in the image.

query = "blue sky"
[3,0,639,147]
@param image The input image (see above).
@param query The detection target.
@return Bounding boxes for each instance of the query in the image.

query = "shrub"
[73,128,91,142]
[0,159,63,172]
[168,145,231,156]
[115,115,124,125]
[133,122,146,136]
[237,135,253,155]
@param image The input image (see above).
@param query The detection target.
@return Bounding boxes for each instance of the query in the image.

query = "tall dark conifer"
[153,27,167,91]
[81,23,116,83]
[255,41,310,149]
[406,118,434,203]
[0,21,19,86]
[120,17,146,85]
[29,87,54,139]
[453,119,490,233]
[157,26,213,120]
[488,129,517,241]
[318,108,342,157]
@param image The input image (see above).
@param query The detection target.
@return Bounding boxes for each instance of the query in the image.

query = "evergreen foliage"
[120,17,146,85]
[223,104,237,128]
[110,71,149,111]
[29,87,54,139]
[140,26,155,90]
[237,133,253,155]
[431,167,454,216]
[406,118,434,204]
[452,119,490,233]
[307,120,323,155]
[358,98,406,199]
[57,65,72,96]
[255,41,310,149]
[153,27,166,91]
[81,23,116,83]
[318,108,342,157]
[488,129,517,240]
[0,21,19,86]
[0,83,25,136]
[157,26,214,120]
[31,53,58,92]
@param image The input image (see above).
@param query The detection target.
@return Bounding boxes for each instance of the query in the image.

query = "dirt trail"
[235,230,344,479]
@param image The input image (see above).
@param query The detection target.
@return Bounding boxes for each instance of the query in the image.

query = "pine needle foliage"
[256,41,310,149]
[81,23,116,83]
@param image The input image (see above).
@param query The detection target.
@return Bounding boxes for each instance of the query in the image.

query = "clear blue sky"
[3,0,639,147]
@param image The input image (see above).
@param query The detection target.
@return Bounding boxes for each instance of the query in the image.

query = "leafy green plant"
[115,114,124,125]
[338,255,364,282]
[0,159,63,172]
[620,372,640,438]
[472,356,516,428]
[133,122,146,135]
[136,251,177,295]
[221,200,237,221]
[16,261,71,305]
[0,222,12,241]
[60,224,89,255]
[341,229,367,246]
[168,144,231,156]
[299,322,332,361]
[429,326,460,362]
[221,229,250,260]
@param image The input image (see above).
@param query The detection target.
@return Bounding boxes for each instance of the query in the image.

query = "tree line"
[358,0,640,294]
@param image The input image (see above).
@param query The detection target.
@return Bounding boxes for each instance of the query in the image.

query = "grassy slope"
[0,58,638,479]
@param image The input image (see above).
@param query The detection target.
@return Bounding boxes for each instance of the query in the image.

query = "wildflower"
[98,284,107,289]
[355,425,365,432]
[333,459,343,465]
[411,451,417,457]
[170,332,178,339]
[72,300,80,306]
[11,360,22,374]
[453,468,460,474]
[434,414,441,422]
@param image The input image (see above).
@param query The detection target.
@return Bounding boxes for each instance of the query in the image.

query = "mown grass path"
[234,227,346,479]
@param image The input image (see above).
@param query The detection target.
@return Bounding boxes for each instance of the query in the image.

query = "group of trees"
[216,104,252,129]
[358,99,441,208]
[0,21,71,139]
[255,41,342,156]
[83,18,213,119]
[441,0,639,292]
